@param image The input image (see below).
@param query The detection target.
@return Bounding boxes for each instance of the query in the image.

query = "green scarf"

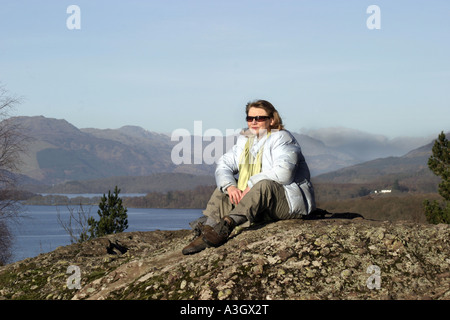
[237,133,270,191]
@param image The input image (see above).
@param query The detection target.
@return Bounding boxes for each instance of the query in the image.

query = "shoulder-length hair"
[245,99,285,130]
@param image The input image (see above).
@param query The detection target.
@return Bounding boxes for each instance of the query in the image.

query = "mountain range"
[313,139,440,192]
[7,116,441,192]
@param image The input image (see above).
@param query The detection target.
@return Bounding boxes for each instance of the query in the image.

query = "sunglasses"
[246,116,271,122]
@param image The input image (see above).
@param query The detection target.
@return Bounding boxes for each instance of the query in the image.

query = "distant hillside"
[302,127,435,162]
[7,116,437,190]
[35,173,215,194]
[291,133,360,175]
[313,140,440,193]
[12,116,213,186]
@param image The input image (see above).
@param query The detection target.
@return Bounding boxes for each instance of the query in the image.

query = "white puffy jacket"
[215,129,316,216]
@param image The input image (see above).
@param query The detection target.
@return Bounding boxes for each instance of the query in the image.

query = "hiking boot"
[202,216,235,247]
[182,236,208,255]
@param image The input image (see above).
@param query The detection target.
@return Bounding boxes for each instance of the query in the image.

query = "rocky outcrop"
[0,216,449,300]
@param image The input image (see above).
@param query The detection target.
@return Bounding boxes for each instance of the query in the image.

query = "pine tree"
[87,186,129,239]
[423,132,450,224]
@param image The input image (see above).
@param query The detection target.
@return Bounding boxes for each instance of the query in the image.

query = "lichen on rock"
[0,217,449,300]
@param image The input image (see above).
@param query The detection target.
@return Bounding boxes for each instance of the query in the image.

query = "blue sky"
[1,0,449,138]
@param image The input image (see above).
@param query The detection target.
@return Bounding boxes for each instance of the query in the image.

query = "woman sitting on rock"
[182,99,316,255]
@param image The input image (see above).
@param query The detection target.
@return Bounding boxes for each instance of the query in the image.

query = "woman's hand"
[227,186,251,205]
[227,186,243,205]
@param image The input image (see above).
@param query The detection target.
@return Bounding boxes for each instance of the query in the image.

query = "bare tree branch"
[57,204,93,243]
[0,83,28,264]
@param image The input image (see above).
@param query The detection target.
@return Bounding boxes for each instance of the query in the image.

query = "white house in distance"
[374,189,392,194]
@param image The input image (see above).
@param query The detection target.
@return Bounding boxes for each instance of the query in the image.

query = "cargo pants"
[202,179,292,227]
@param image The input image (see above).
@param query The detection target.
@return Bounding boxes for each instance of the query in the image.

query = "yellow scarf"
[237,132,270,191]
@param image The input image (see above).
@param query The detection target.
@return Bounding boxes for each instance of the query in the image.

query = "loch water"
[7,204,203,263]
